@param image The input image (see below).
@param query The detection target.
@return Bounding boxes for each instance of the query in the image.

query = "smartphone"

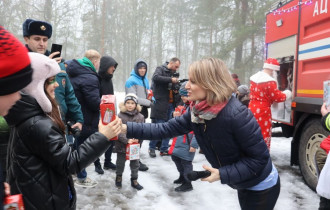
[50,44,62,58]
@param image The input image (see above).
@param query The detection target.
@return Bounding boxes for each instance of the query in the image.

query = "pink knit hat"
[22,52,60,113]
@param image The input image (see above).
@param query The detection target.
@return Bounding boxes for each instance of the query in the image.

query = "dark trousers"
[171,155,193,183]
[75,126,97,180]
[149,103,174,152]
[237,176,280,210]
[116,152,139,179]
[95,141,114,166]
[319,196,330,210]
[149,118,170,152]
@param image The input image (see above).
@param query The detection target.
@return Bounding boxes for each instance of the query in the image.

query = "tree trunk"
[234,0,248,71]
[100,0,106,55]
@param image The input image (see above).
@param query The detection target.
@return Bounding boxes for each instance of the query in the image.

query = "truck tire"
[298,118,328,191]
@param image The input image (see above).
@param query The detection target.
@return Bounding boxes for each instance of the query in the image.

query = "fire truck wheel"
[298,118,328,191]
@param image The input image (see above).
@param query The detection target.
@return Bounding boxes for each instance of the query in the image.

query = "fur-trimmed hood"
[118,101,142,114]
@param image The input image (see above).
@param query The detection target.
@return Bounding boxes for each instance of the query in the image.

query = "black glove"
[187,170,211,181]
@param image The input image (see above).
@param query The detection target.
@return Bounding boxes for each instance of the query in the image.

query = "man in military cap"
[22,18,84,143]
[23,19,58,59]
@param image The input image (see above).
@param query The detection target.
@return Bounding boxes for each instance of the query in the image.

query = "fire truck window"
[287,67,293,91]
[279,64,288,91]
[278,62,293,91]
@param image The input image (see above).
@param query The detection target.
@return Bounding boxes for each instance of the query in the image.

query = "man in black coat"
[98,55,118,170]
[149,57,181,157]
[66,49,103,185]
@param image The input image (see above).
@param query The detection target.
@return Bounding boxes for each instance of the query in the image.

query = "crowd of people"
[2,17,326,210]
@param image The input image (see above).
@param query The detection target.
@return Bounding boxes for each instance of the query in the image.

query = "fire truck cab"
[266,0,330,190]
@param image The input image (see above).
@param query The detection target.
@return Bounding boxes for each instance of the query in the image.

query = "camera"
[168,72,188,91]
[66,121,81,137]
[168,72,180,90]
[187,170,211,181]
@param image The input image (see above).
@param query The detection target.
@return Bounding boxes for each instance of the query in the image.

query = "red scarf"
[190,100,228,123]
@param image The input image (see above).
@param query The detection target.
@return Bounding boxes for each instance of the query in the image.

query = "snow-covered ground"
[75,92,319,210]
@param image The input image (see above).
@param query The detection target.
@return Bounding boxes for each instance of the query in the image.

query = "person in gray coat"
[115,93,144,190]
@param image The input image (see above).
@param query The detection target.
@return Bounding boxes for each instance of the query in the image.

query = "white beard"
[272,70,278,79]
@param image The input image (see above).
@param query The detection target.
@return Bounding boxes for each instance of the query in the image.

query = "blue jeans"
[149,103,174,152]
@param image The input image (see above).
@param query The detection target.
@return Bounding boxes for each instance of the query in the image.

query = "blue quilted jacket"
[127,96,272,189]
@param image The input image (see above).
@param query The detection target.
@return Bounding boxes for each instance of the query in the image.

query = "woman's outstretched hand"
[121,124,127,134]
[98,117,122,140]
[201,164,220,183]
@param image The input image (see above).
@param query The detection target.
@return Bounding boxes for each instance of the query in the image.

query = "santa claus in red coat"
[249,58,291,150]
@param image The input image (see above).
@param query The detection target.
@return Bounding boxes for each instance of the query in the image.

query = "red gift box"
[126,143,140,160]
[147,89,153,100]
[175,105,185,115]
[100,95,117,140]
[3,194,25,210]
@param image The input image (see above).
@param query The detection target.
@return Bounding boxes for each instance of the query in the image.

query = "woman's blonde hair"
[188,58,237,105]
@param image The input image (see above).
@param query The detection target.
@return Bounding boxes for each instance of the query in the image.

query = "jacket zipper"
[204,123,222,167]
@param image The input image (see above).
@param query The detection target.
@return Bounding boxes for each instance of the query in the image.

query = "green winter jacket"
[55,63,84,123]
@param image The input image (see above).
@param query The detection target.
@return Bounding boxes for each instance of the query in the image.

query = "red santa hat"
[263,58,280,71]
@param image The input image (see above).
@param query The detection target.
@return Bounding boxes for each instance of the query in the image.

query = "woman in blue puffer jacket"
[122,58,280,210]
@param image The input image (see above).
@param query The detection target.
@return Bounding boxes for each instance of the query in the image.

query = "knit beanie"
[237,85,249,95]
[0,26,32,96]
[134,60,148,76]
[124,93,138,104]
[22,52,60,113]
[179,81,188,96]
[137,62,147,70]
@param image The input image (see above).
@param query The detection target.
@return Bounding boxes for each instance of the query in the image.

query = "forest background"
[1,0,280,91]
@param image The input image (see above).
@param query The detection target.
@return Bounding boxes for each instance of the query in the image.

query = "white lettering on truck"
[313,0,328,17]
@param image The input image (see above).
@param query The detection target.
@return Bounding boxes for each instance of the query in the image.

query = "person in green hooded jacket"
[55,62,84,145]
[66,50,102,187]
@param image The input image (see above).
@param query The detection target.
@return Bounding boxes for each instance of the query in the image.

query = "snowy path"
[76,92,319,209]
[76,135,319,210]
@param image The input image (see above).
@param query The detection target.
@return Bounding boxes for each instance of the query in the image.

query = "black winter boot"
[175,182,193,192]
[139,161,149,171]
[131,178,143,190]
[95,164,104,174]
[104,162,116,170]
[173,175,184,184]
[149,149,156,158]
[115,175,122,188]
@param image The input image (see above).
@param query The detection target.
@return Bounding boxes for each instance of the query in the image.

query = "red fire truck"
[266,0,330,190]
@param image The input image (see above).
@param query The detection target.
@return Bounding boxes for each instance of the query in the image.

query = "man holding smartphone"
[22,19,84,142]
